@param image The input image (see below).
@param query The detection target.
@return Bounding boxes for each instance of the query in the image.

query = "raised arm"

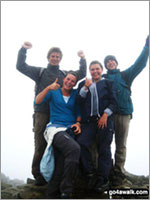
[35,78,60,104]
[75,50,87,80]
[16,41,42,82]
[121,36,149,86]
[76,78,92,104]
[23,41,32,49]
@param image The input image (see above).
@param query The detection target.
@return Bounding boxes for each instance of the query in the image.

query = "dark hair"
[104,55,118,69]
[47,47,63,60]
[66,70,79,83]
[89,60,103,70]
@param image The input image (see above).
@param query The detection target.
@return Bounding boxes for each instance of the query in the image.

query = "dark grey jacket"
[16,47,87,113]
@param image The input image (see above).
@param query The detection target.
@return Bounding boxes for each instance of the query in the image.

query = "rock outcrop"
[1,172,149,199]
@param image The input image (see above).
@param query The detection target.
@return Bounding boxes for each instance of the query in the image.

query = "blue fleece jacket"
[37,88,81,126]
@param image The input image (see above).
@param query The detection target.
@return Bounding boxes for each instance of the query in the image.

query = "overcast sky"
[1,1,149,182]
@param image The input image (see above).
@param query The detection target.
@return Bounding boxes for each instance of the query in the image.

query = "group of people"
[16,36,149,199]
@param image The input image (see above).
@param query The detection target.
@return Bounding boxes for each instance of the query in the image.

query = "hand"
[145,35,149,47]
[84,78,92,89]
[71,122,81,135]
[47,78,60,91]
[77,50,85,58]
[23,41,32,49]
[97,113,108,129]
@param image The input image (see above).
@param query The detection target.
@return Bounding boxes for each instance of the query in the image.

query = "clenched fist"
[77,50,85,58]
[84,78,92,89]
[23,41,32,49]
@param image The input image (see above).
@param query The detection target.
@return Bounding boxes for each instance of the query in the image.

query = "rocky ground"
[1,172,149,199]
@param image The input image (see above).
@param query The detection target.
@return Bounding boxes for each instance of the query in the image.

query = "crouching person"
[35,72,82,199]
[76,61,117,193]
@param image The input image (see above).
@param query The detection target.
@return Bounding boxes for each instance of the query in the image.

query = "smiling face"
[89,64,103,82]
[48,52,61,66]
[63,74,77,91]
[106,59,118,70]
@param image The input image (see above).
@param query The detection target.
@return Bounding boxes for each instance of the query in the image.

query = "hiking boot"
[60,192,73,199]
[95,176,109,193]
[86,173,97,189]
[111,176,132,188]
[46,190,60,199]
[34,176,47,186]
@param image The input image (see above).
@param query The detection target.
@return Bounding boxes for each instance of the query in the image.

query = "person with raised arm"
[103,36,149,186]
[35,72,81,199]
[16,42,86,186]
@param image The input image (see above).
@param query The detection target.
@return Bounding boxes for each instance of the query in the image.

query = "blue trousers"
[76,119,113,180]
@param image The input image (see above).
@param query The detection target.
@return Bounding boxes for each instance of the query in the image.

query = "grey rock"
[1,172,149,199]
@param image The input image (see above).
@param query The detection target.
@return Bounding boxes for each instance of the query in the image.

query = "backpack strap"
[61,70,68,76]
[34,68,45,94]
[39,68,45,78]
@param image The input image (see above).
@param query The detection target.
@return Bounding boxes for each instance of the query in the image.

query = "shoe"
[34,176,47,186]
[46,191,60,199]
[27,178,35,184]
[112,177,132,188]
[46,183,60,198]
[86,173,97,189]
[60,192,73,199]
[95,176,109,193]
[109,167,129,187]
[47,194,60,199]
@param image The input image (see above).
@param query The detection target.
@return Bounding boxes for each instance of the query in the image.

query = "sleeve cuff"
[104,108,113,117]
[20,47,27,53]
[79,86,88,98]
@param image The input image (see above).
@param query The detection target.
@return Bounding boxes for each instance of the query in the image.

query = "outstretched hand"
[23,42,32,49]
[77,50,85,58]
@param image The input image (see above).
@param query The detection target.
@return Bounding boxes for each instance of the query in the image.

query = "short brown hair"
[89,60,103,70]
[47,47,63,60]
[66,70,79,83]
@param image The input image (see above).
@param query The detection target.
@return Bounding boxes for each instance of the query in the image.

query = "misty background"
[1,1,149,182]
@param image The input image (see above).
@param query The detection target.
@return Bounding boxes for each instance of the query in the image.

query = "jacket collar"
[107,69,120,74]
[47,63,59,71]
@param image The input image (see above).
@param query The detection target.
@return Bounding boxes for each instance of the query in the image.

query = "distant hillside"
[1,173,24,187]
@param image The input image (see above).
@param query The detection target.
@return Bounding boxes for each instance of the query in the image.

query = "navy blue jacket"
[77,78,117,122]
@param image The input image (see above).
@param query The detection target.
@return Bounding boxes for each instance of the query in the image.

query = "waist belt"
[84,115,100,123]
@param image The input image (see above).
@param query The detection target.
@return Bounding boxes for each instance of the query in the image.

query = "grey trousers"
[113,114,130,175]
[32,112,49,179]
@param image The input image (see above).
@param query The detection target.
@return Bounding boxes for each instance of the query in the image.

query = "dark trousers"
[47,131,80,195]
[32,112,49,179]
[76,120,113,180]
[46,148,64,198]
